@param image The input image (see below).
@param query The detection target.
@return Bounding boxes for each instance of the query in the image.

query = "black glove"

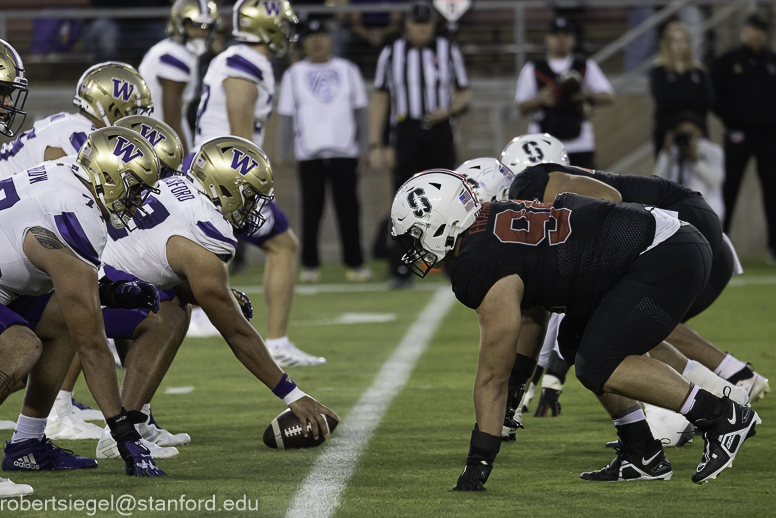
[231,288,253,320]
[106,408,167,477]
[534,388,562,417]
[99,278,161,313]
[452,425,501,492]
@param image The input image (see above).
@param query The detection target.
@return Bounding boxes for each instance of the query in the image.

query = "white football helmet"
[455,157,515,202]
[499,133,569,175]
[391,170,480,277]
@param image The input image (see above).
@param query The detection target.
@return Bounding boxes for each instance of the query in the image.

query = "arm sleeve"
[355,107,369,156]
[515,62,537,104]
[52,208,108,270]
[277,69,295,117]
[276,115,294,161]
[374,45,392,91]
[189,217,237,261]
[223,53,265,85]
[450,42,469,89]
[582,60,614,94]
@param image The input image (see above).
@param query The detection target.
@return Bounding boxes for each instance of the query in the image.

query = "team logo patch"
[407,187,431,218]
[113,136,144,163]
[261,1,282,16]
[306,70,340,103]
[112,78,135,102]
[230,148,259,176]
[139,123,167,147]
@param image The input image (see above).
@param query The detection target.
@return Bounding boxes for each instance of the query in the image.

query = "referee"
[369,0,471,287]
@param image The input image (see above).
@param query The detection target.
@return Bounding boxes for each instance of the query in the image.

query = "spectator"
[369,0,470,288]
[276,19,372,283]
[348,0,403,73]
[711,13,776,262]
[515,16,614,169]
[654,112,725,218]
[650,21,712,157]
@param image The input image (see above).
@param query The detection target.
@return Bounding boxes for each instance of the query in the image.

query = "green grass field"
[1,259,774,517]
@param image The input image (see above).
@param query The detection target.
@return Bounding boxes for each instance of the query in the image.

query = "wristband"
[283,387,307,406]
[272,372,296,399]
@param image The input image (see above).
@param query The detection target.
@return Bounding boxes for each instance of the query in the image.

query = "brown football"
[262,409,338,450]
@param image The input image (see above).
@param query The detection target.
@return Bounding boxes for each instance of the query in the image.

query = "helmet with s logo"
[73,62,153,127]
[115,115,184,178]
[391,170,480,277]
[189,136,274,235]
[499,133,569,175]
[232,0,299,56]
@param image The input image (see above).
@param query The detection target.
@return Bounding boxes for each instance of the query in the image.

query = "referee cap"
[408,1,435,23]
[744,13,769,32]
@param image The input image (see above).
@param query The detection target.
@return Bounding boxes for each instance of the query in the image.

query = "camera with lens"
[674,131,693,148]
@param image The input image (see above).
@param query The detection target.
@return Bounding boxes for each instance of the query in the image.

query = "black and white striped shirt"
[374,37,469,123]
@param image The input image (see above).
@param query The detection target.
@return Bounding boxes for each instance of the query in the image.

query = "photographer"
[654,112,725,218]
[515,16,614,169]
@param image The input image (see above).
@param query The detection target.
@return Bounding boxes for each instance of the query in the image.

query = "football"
[262,409,339,450]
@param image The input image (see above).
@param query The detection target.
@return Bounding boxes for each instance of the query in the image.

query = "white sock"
[713,353,747,380]
[11,415,47,443]
[56,390,72,401]
[613,407,646,426]
[679,384,700,415]
[265,337,289,349]
[683,359,746,402]
[541,374,563,391]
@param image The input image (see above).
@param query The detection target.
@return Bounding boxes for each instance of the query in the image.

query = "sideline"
[284,287,457,518]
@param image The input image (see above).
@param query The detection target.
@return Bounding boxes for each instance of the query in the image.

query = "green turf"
[0,259,774,517]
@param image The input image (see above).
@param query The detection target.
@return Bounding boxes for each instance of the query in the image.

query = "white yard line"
[727,275,776,287]
[232,282,448,295]
[284,287,457,518]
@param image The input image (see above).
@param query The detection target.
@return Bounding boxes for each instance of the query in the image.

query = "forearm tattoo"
[29,226,64,250]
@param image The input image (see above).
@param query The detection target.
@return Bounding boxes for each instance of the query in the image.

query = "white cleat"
[0,420,16,431]
[269,341,326,367]
[736,372,771,402]
[96,427,179,459]
[186,307,220,338]
[0,478,33,498]
[71,402,104,422]
[139,421,191,447]
[46,397,103,440]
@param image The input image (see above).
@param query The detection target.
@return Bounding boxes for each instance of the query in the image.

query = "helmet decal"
[262,1,282,16]
[522,141,545,162]
[138,123,167,146]
[407,188,431,218]
[231,148,260,175]
[113,136,145,163]
[112,78,136,101]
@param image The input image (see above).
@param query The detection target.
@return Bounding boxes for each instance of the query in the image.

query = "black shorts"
[567,224,712,395]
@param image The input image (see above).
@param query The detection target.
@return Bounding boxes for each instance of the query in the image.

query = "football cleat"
[534,388,562,417]
[2,437,98,471]
[71,398,104,422]
[580,439,672,482]
[96,427,179,460]
[299,268,320,284]
[691,396,761,484]
[45,397,103,440]
[0,477,33,498]
[345,267,372,283]
[186,307,221,338]
[643,403,696,448]
[501,415,523,442]
[269,341,326,367]
[735,372,770,402]
[139,406,190,447]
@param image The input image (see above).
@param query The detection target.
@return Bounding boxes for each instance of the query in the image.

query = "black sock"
[727,366,755,385]
[531,365,544,385]
[616,420,654,450]
[684,388,724,424]
[506,354,537,412]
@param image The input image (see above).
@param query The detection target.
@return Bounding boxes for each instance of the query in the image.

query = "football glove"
[534,388,562,417]
[452,425,501,492]
[232,289,253,320]
[106,408,167,477]
[99,278,161,313]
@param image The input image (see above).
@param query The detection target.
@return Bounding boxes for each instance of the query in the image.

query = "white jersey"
[0,112,96,179]
[0,158,107,305]
[139,39,199,149]
[194,44,275,150]
[101,175,236,290]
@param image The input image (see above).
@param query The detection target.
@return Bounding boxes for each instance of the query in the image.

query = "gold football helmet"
[189,136,274,235]
[75,127,161,230]
[73,62,153,128]
[167,0,221,56]
[232,0,298,56]
[0,39,28,137]
[115,115,184,178]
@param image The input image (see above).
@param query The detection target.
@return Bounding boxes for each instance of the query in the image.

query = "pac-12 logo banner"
[261,1,282,16]
[139,124,167,147]
[231,148,259,175]
[306,70,340,103]
[112,79,135,101]
[113,136,145,163]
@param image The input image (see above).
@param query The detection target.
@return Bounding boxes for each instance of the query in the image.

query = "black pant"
[391,121,457,278]
[298,158,364,269]
[723,129,776,254]
[567,151,595,170]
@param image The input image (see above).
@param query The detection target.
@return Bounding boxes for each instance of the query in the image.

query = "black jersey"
[509,163,697,209]
[451,195,655,321]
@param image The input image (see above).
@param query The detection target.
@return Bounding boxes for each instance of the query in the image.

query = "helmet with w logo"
[232,0,298,56]
[74,127,161,230]
[167,0,221,56]
[0,39,28,137]
[115,115,184,178]
[455,157,515,202]
[189,136,273,235]
[73,62,153,127]
[499,133,569,175]
[391,170,480,278]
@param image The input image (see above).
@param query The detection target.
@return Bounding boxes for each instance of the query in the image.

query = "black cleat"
[691,397,761,484]
[580,439,672,482]
[534,388,562,417]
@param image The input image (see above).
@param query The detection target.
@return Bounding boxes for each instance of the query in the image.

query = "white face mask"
[185,37,209,57]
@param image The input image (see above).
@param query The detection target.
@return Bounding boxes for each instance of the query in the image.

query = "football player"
[94,135,338,456]
[504,134,769,414]
[139,0,221,153]
[391,170,760,490]
[0,127,166,499]
[0,61,153,179]
[0,40,28,140]
[191,0,324,367]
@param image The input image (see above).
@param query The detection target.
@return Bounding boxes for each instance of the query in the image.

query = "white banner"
[433,0,471,23]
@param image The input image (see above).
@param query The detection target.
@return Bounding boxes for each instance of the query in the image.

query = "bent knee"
[574,352,622,396]
[263,230,299,256]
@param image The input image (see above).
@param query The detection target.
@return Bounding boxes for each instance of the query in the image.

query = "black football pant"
[722,129,776,255]
[298,158,364,269]
[390,121,456,279]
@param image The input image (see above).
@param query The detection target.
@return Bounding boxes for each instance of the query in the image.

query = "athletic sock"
[613,409,652,450]
[11,415,47,443]
[683,360,738,398]
[713,353,751,381]
[679,386,723,424]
